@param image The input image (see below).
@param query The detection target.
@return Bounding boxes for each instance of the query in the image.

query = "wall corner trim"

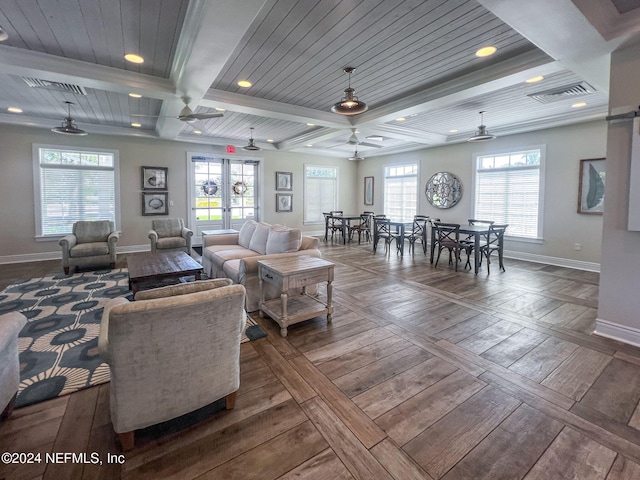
[594,318,640,348]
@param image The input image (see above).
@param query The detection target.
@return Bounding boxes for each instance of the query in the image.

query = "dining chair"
[433,222,469,271]
[326,211,345,242]
[481,224,508,273]
[461,218,495,263]
[406,215,429,255]
[349,212,373,244]
[373,218,400,254]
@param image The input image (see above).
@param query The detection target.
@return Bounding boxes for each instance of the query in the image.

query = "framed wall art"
[142,192,168,216]
[425,171,462,209]
[276,171,292,191]
[141,166,168,190]
[276,193,293,212]
[364,176,374,205]
[578,158,605,215]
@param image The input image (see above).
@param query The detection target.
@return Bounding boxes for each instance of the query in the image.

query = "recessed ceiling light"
[306,144,313,147]
[396,117,406,122]
[237,80,252,88]
[7,107,22,113]
[449,129,458,133]
[475,46,497,57]
[131,122,142,127]
[194,130,202,135]
[307,123,315,126]
[124,53,144,64]
[267,139,274,143]
[525,76,544,83]
[128,93,142,98]
[215,107,225,111]
[572,102,587,108]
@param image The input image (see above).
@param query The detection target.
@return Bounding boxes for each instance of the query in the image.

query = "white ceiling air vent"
[528,82,595,104]
[21,77,87,95]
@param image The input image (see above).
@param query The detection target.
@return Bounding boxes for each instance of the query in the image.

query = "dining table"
[430,224,499,275]
[372,218,416,256]
[324,213,364,244]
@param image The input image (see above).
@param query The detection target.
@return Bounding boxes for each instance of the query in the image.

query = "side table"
[258,256,335,337]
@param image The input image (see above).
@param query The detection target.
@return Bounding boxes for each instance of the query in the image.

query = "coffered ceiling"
[0,0,636,159]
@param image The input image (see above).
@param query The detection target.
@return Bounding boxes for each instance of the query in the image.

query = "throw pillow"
[238,220,258,248]
[249,222,271,254]
[266,226,302,254]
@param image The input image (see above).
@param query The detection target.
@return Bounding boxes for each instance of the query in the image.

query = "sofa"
[202,220,321,311]
[0,312,27,420]
[98,279,246,450]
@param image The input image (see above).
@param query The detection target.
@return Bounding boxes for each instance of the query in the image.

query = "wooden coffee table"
[258,255,334,337]
[127,251,203,295]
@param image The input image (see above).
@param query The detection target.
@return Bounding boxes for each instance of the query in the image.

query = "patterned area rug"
[0,269,264,408]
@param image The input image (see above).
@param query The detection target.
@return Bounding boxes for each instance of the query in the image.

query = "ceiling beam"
[0,45,175,99]
[156,0,268,139]
[477,0,625,94]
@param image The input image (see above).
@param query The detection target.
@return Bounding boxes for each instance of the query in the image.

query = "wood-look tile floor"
[2,242,640,479]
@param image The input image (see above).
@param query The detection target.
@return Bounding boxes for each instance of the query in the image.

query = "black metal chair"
[349,212,374,244]
[323,211,345,242]
[433,222,470,271]
[406,215,429,255]
[481,224,508,273]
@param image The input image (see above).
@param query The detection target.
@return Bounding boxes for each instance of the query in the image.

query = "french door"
[188,153,260,244]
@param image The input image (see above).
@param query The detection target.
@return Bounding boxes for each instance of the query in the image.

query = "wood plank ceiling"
[0,0,634,158]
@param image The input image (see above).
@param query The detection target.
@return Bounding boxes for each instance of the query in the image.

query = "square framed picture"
[142,166,168,190]
[276,171,292,191]
[142,192,168,216]
[276,193,293,212]
[578,158,605,214]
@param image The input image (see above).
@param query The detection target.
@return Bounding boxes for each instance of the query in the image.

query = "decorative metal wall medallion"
[425,172,462,209]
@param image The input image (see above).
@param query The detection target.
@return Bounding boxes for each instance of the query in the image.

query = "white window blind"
[34,146,119,238]
[304,165,338,223]
[474,148,543,239]
[384,164,417,221]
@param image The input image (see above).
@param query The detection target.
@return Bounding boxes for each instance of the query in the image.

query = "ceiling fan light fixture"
[331,67,368,116]
[51,101,87,136]
[0,26,8,42]
[467,111,496,142]
[348,148,364,161]
[243,127,261,151]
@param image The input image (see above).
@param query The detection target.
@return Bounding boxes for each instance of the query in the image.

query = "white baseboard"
[594,318,640,348]
[503,249,600,272]
[0,244,150,265]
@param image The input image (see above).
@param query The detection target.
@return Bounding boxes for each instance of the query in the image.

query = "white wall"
[0,124,356,261]
[595,42,640,346]
[356,121,607,266]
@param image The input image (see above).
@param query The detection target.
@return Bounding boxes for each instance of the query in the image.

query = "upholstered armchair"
[98,279,247,451]
[59,220,119,274]
[0,312,27,420]
[148,218,193,254]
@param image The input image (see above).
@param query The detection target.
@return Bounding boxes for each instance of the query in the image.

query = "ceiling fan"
[347,128,383,148]
[132,96,224,123]
[348,148,364,161]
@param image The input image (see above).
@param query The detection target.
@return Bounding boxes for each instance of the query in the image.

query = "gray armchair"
[0,312,27,420]
[59,220,119,274]
[148,218,193,254]
[98,279,247,451]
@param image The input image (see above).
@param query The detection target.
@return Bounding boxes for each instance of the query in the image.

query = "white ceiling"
[0,0,637,159]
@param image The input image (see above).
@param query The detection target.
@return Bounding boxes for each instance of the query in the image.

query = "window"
[473,146,545,239]
[304,165,338,223]
[384,163,417,221]
[33,145,120,239]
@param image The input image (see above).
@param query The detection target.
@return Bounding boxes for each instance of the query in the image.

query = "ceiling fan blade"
[189,112,224,120]
[358,141,383,148]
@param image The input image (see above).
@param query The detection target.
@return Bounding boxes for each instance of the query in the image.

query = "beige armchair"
[0,312,27,420]
[98,279,247,451]
[148,218,193,254]
[59,220,119,274]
